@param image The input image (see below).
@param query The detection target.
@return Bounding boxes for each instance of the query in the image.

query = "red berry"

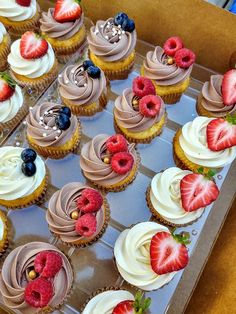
[54,0,82,23]
[112,300,134,314]
[132,76,155,98]
[76,188,103,213]
[20,31,48,60]
[175,48,195,69]
[24,277,53,308]
[163,36,183,57]
[34,251,63,278]
[0,73,15,102]
[222,69,236,106]
[139,95,161,118]
[16,0,31,6]
[111,152,134,175]
[106,134,128,154]
[75,213,97,237]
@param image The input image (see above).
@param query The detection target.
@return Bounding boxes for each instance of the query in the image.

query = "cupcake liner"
[0,173,49,209]
[0,33,11,72]
[114,112,167,144]
[49,196,111,248]
[0,211,9,257]
[10,59,59,92]
[161,92,183,104]
[0,103,28,131]
[27,125,82,159]
[84,150,141,193]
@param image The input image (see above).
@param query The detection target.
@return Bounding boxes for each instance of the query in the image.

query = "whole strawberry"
[0,72,16,102]
[112,291,151,314]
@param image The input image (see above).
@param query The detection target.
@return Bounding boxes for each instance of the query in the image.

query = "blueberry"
[114,12,128,26]
[21,162,36,177]
[122,18,135,32]
[87,66,101,79]
[21,148,37,162]
[83,60,94,70]
[59,106,71,118]
[55,113,71,130]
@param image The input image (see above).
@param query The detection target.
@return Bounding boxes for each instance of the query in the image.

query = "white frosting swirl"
[150,167,204,225]
[8,39,55,78]
[0,146,46,200]
[0,217,4,241]
[0,0,37,22]
[0,85,23,123]
[0,22,6,44]
[114,222,176,291]
[179,116,236,168]
[82,290,134,314]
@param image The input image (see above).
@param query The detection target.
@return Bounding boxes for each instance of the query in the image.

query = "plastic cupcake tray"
[0,37,235,314]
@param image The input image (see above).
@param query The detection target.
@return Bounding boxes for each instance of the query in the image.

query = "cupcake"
[173,116,236,173]
[81,288,151,313]
[40,0,86,64]
[26,102,81,159]
[0,147,48,209]
[47,182,110,247]
[0,210,9,256]
[0,23,11,71]
[146,167,219,226]
[0,0,40,39]
[88,12,137,80]
[114,221,190,291]
[80,134,140,192]
[58,60,107,116]
[0,242,73,313]
[114,76,166,143]
[197,69,236,118]
[0,72,27,129]
[8,31,58,90]
[141,36,195,104]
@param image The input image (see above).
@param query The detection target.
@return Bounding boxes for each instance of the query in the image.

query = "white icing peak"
[0,217,4,241]
[0,0,37,22]
[0,85,23,123]
[0,22,6,44]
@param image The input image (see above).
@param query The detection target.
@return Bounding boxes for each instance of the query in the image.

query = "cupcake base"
[0,175,48,209]
[0,33,11,72]
[0,211,9,257]
[27,125,81,159]
[114,113,167,144]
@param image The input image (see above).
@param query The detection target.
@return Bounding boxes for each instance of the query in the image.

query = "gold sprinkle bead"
[132,99,139,106]
[28,270,37,280]
[71,210,79,220]
[103,157,110,164]
[167,58,174,65]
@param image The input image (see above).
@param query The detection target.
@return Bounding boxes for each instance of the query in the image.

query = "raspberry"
[163,36,183,57]
[76,188,103,213]
[139,95,161,118]
[34,251,63,278]
[175,48,195,69]
[111,152,134,175]
[132,76,155,97]
[24,277,53,308]
[75,213,97,237]
[106,134,128,154]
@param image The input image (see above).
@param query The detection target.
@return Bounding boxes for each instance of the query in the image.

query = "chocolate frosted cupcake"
[88,12,137,80]
[0,242,73,313]
[40,1,86,64]
[26,102,81,159]
[58,60,107,116]
[47,182,110,247]
[80,134,140,192]
[197,71,236,118]
[114,76,166,143]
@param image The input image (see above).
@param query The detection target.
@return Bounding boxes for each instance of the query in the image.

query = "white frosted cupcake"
[0,22,11,71]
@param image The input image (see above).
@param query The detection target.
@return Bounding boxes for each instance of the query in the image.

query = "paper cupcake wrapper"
[27,125,82,159]
[49,196,111,248]
[0,103,28,131]
[10,60,58,92]
[0,211,9,258]
[161,92,183,104]
[114,112,167,144]
[0,33,11,72]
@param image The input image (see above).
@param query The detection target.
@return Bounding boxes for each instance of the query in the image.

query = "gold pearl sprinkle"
[167,57,174,65]
[28,270,37,280]
[103,157,110,164]
[71,210,79,220]
[132,99,139,106]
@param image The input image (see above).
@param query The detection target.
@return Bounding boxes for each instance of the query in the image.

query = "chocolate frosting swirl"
[0,242,73,314]
[58,64,107,106]
[26,102,79,147]
[80,134,137,186]
[143,46,193,85]
[40,9,84,40]
[114,88,165,132]
[88,18,137,62]
[47,182,106,244]
[201,74,236,117]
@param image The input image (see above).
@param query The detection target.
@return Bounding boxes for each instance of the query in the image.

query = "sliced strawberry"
[222,69,236,106]
[54,0,82,23]
[206,117,236,151]
[16,0,31,6]
[180,173,219,212]
[0,73,15,102]
[150,231,189,275]
[20,32,48,60]
[112,292,151,314]
[113,300,134,314]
